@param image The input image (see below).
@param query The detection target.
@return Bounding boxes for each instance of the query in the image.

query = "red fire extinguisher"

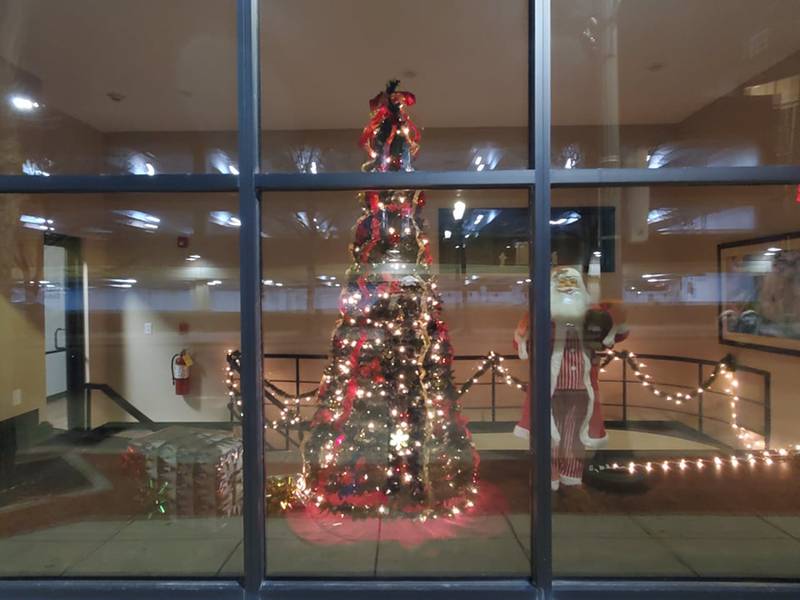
[171,350,193,395]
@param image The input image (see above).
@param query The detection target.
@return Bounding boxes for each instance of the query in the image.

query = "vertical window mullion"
[530,0,553,595]
[237,0,266,594]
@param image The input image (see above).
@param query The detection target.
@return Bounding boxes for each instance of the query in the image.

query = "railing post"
[621,359,627,424]
[294,357,301,397]
[295,357,304,445]
[85,387,92,430]
[764,371,771,448]
[698,363,704,434]
[491,367,497,423]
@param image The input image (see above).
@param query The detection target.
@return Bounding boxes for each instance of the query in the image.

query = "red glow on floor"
[284,482,509,548]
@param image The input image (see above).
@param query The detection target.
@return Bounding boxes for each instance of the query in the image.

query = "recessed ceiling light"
[453,200,466,221]
[210,211,241,228]
[10,95,40,111]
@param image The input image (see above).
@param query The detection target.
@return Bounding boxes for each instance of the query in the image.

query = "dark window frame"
[1,0,800,598]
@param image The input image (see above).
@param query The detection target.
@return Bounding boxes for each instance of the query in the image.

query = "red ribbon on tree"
[359,81,421,171]
[336,333,367,426]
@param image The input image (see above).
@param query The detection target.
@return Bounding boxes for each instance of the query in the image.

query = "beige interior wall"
[73,194,241,426]
[0,197,45,422]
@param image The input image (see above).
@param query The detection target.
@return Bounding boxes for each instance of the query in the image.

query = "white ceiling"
[0,0,799,132]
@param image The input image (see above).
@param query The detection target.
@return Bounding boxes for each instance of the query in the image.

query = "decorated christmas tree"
[302,81,479,519]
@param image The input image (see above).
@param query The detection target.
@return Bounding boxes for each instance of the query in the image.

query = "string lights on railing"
[226,348,799,492]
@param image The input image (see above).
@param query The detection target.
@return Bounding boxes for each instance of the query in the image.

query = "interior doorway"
[43,234,86,432]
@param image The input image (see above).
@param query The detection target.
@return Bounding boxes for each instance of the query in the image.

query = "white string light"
[227,348,799,489]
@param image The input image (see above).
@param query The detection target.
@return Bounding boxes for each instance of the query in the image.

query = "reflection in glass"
[260,0,528,172]
[0,1,237,175]
[260,82,531,577]
[550,185,800,579]
[0,193,242,576]
[553,0,800,167]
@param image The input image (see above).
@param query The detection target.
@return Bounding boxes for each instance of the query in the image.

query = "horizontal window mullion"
[553,579,800,599]
[256,170,536,191]
[0,174,238,194]
[0,580,243,600]
[259,580,537,600]
[551,166,800,187]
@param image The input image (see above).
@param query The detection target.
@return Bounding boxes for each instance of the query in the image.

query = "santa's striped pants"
[551,389,588,485]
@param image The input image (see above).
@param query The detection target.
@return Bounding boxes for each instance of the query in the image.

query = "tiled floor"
[2,513,800,578]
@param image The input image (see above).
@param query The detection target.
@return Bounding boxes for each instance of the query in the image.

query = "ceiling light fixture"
[453,200,466,221]
[10,95,40,112]
[210,211,241,228]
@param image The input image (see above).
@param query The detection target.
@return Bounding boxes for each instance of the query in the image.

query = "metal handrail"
[84,382,157,430]
[263,350,771,447]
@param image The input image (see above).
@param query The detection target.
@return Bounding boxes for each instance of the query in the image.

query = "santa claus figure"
[513,266,628,491]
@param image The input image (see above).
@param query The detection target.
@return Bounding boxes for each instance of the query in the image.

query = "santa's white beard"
[551,287,589,324]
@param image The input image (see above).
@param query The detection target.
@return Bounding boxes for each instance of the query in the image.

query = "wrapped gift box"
[127,426,243,517]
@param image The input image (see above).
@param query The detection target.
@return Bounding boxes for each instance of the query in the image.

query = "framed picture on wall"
[718,232,800,355]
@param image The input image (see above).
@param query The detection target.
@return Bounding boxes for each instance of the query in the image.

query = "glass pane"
[260,180,532,575]
[260,0,528,173]
[549,184,800,579]
[553,0,800,168]
[0,192,242,576]
[0,1,237,175]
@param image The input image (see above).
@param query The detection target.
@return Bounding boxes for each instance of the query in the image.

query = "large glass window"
[0,0,237,175]
[259,185,533,576]
[0,193,242,576]
[549,183,800,578]
[260,0,529,173]
[3,0,800,594]
[553,0,800,168]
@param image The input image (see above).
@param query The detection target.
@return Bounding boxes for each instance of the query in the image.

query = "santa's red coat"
[513,304,628,449]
